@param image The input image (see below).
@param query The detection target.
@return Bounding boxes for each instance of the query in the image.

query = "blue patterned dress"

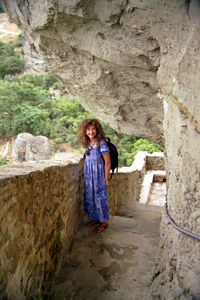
[84,140,110,222]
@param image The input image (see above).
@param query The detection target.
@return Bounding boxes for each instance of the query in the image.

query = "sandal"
[93,223,108,233]
[87,220,98,226]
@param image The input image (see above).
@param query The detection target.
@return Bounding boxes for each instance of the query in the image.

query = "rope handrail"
[164,196,200,241]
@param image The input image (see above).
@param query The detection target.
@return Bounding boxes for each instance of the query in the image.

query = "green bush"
[0,156,6,166]
[20,73,60,90]
[0,79,51,136]
[14,41,22,47]
[0,41,15,57]
[0,56,25,78]
[0,41,25,78]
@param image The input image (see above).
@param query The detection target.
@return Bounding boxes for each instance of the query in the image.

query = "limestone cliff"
[2,0,200,299]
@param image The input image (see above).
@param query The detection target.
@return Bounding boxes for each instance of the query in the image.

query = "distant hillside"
[0,13,21,43]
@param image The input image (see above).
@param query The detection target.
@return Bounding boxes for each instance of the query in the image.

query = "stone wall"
[0,158,84,299]
[146,152,165,171]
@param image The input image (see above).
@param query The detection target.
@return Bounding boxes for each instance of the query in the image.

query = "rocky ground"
[0,13,21,42]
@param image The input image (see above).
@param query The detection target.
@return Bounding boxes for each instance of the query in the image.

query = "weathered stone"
[12,133,33,162]
[0,159,84,299]
[25,135,51,161]
[12,133,51,162]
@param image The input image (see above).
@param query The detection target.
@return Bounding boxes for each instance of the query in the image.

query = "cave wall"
[2,0,200,299]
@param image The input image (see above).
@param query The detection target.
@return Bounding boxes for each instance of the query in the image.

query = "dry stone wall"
[146,153,165,171]
[0,159,84,299]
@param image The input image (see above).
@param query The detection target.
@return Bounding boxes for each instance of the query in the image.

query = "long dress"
[84,140,110,222]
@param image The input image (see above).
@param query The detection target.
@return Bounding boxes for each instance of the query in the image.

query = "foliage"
[118,137,162,166]
[0,156,6,166]
[49,97,93,147]
[20,73,60,90]
[0,4,4,13]
[0,56,25,78]
[0,79,51,136]
[0,41,24,78]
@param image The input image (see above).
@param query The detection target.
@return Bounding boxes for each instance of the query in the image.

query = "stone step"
[117,201,163,222]
[148,182,166,206]
[109,215,160,235]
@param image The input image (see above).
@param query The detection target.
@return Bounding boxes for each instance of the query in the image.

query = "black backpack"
[104,137,118,179]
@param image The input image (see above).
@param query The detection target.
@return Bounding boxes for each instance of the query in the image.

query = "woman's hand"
[105,178,109,188]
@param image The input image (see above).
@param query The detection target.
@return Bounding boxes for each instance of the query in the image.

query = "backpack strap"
[98,140,114,180]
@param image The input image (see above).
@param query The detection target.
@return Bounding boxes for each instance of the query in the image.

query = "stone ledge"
[0,153,83,180]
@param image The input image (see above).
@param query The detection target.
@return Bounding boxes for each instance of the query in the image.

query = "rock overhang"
[3,0,165,146]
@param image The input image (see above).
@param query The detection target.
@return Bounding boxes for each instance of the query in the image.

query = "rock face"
[12,133,51,162]
[2,0,200,299]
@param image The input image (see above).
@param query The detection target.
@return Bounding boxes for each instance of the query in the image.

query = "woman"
[78,119,111,233]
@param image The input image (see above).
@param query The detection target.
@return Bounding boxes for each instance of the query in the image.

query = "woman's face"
[86,124,97,140]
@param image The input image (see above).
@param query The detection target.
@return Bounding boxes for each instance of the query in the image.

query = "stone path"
[51,202,162,300]
[148,182,166,206]
[140,170,166,206]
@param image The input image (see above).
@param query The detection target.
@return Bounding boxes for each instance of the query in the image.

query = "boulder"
[12,133,51,162]
[12,133,33,162]
[25,135,51,161]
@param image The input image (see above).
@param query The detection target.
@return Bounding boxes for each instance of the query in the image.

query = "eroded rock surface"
[12,133,51,162]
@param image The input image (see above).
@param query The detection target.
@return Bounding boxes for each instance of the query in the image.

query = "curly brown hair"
[77,119,106,148]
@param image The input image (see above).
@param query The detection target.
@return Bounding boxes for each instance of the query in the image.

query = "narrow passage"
[51,202,162,300]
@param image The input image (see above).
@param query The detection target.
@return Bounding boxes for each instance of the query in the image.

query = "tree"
[0,80,51,136]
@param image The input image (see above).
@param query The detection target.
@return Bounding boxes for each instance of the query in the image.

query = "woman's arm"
[103,153,111,188]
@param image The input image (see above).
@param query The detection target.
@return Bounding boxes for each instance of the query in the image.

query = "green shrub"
[15,41,22,47]
[0,4,4,13]
[20,73,60,90]
[0,80,51,136]
[0,42,25,78]
[0,56,25,78]
[0,41,15,57]
[0,156,6,166]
